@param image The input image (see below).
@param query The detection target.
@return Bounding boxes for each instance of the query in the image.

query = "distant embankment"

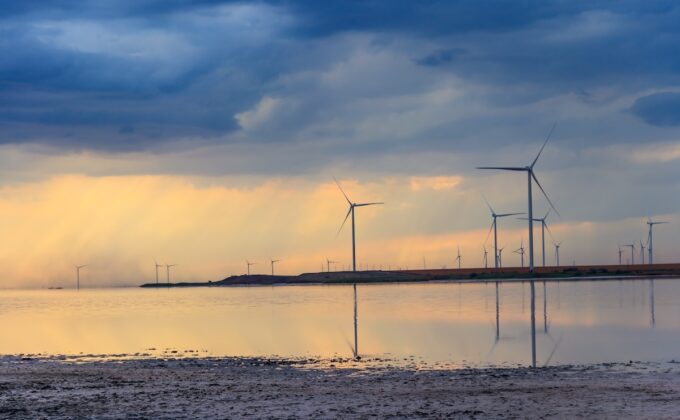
[139,263,680,288]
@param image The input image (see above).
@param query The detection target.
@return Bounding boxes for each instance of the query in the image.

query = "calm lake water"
[1,279,679,367]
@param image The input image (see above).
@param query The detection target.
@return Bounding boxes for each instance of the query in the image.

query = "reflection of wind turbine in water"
[650,279,656,327]
[478,124,559,273]
[75,264,87,290]
[335,178,383,360]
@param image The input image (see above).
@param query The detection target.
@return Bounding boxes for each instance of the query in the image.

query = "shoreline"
[139,264,680,288]
[1,355,679,417]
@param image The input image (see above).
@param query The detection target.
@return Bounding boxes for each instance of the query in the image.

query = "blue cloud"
[631,92,680,127]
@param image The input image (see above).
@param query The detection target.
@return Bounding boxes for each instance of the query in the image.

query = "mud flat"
[1,355,679,418]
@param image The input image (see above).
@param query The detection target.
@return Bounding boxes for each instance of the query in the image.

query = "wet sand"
[1,356,679,418]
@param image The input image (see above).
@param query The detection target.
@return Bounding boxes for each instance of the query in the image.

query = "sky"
[2,0,680,287]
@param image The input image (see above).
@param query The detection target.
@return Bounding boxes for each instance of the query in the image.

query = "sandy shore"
[1,356,679,418]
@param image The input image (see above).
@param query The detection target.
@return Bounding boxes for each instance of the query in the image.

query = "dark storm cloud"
[1,0,680,152]
[630,92,680,127]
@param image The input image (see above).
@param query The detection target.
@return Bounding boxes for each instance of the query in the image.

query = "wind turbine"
[75,264,87,290]
[335,178,384,272]
[498,246,506,268]
[553,241,562,266]
[624,244,636,265]
[270,258,281,276]
[647,219,669,264]
[478,124,559,272]
[246,260,256,275]
[483,246,489,269]
[326,258,338,273]
[165,264,176,284]
[456,246,462,269]
[639,241,646,265]
[482,195,524,269]
[154,260,162,285]
[618,246,623,265]
[514,239,526,268]
[520,209,553,267]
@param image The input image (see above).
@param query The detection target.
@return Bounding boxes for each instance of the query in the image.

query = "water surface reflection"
[0,279,678,367]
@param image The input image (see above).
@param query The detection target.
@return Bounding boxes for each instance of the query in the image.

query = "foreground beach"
[1,356,679,418]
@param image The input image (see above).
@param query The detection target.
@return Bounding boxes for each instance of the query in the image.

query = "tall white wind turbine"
[478,125,559,272]
[482,195,524,269]
[75,264,87,290]
[647,219,669,264]
[335,178,384,272]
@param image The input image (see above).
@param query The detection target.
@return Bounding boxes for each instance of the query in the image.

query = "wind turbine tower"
[246,260,256,275]
[456,246,462,269]
[478,124,559,273]
[270,259,281,276]
[165,264,176,284]
[334,178,384,272]
[154,260,162,285]
[625,244,635,265]
[553,241,562,266]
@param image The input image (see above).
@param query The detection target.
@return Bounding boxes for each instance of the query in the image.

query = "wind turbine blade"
[544,223,555,242]
[481,193,494,215]
[336,206,353,237]
[355,202,384,207]
[477,167,527,171]
[531,172,560,217]
[531,123,556,169]
[333,177,352,205]
[496,212,525,218]
[483,221,494,245]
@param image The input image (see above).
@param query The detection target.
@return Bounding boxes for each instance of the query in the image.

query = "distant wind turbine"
[498,246,506,268]
[334,178,384,272]
[456,246,462,269]
[75,264,87,290]
[483,246,489,269]
[520,209,553,267]
[624,244,636,265]
[270,259,281,276]
[618,246,623,265]
[326,258,338,273]
[647,219,669,264]
[482,195,524,269]
[165,264,176,284]
[553,241,562,267]
[514,239,526,268]
[478,124,559,272]
[154,260,162,285]
[246,260,256,276]
[639,241,646,265]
